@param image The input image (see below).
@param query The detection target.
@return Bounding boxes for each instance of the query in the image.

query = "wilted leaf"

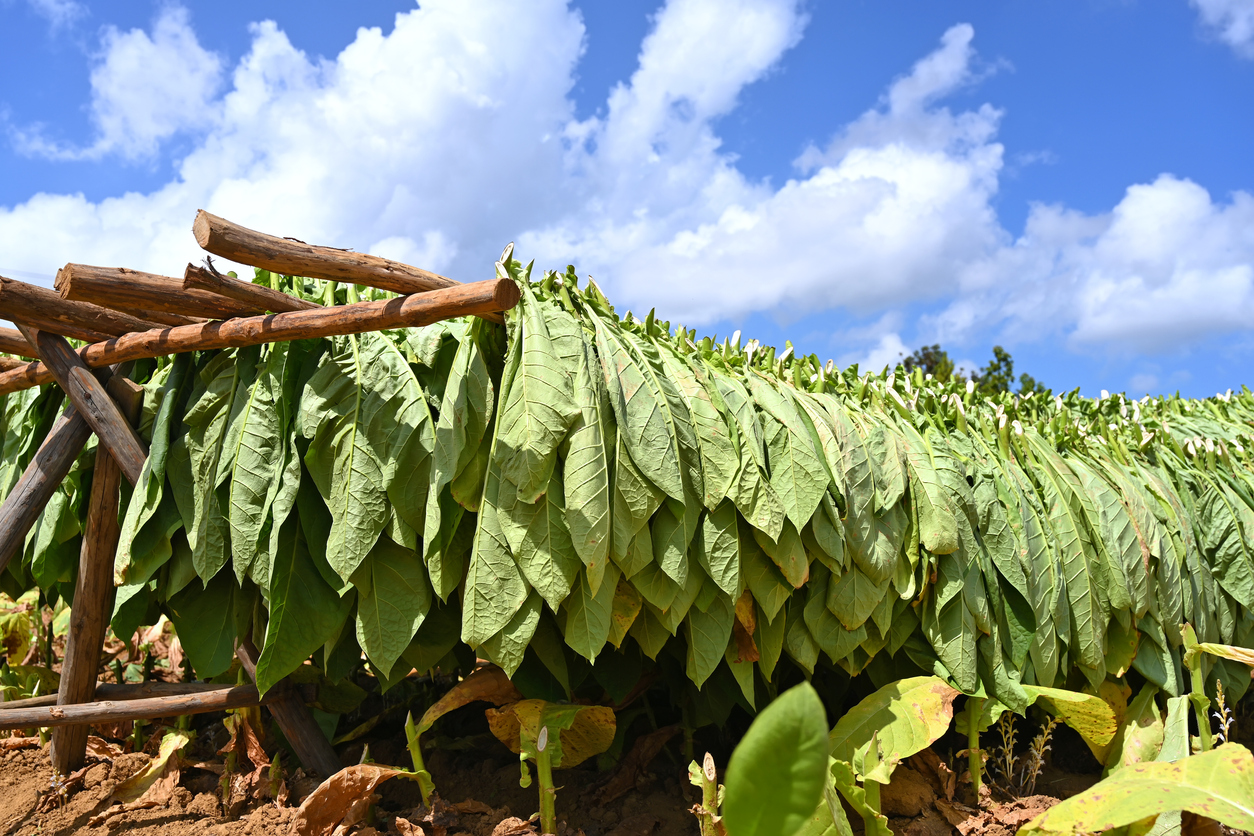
[1019,744,1254,835]
[828,676,959,784]
[416,665,522,736]
[485,699,616,769]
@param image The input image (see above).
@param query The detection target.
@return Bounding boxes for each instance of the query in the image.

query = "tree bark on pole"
[0,276,166,341]
[192,209,505,323]
[57,264,260,321]
[0,686,274,732]
[17,326,147,485]
[183,263,320,313]
[49,378,143,774]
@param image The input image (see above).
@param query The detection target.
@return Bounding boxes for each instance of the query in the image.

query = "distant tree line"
[899,344,1046,396]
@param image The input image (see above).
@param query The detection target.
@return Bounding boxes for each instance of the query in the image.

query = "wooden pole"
[0,685,273,731]
[235,639,341,777]
[0,356,29,372]
[57,264,262,321]
[0,682,256,710]
[0,276,166,341]
[49,378,143,774]
[0,278,518,395]
[0,327,39,359]
[183,263,320,313]
[192,210,504,324]
[17,327,147,485]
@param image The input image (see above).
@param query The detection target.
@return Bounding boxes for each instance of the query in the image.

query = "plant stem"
[536,745,556,835]
[864,779,881,816]
[967,697,984,799]
[1182,624,1214,752]
[700,752,718,836]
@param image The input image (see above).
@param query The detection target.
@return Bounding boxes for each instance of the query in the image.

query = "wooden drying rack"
[0,211,520,777]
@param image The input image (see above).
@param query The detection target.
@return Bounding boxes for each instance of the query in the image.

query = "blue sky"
[1,0,1252,397]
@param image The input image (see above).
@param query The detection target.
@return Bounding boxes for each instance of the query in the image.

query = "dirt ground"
[0,728,1093,836]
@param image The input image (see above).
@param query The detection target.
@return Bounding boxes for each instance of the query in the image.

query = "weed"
[1213,680,1234,744]
[988,713,1060,799]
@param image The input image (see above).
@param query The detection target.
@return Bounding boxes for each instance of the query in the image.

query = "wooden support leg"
[49,378,143,775]
[235,639,342,778]
[0,362,134,576]
[16,326,147,485]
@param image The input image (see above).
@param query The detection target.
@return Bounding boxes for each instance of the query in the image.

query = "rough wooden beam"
[192,210,504,323]
[50,378,143,774]
[184,263,319,313]
[0,327,39,359]
[0,275,165,341]
[0,685,273,732]
[0,356,28,372]
[236,639,341,777]
[0,278,518,395]
[0,682,250,710]
[57,264,263,321]
[17,327,147,485]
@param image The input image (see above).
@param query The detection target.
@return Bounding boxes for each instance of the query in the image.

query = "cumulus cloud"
[17,6,223,160]
[0,0,1252,372]
[1191,0,1254,58]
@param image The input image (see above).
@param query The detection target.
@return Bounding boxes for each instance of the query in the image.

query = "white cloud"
[17,6,223,160]
[0,0,1251,371]
[26,0,86,30]
[1191,0,1254,58]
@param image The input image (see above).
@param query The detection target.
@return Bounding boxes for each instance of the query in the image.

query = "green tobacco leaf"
[352,535,432,680]
[660,346,736,510]
[828,676,960,784]
[117,353,193,585]
[723,682,830,836]
[561,563,619,662]
[255,514,352,695]
[166,567,238,678]
[593,314,684,503]
[426,321,494,580]
[498,285,582,502]
[698,498,742,597]
[183,349,259,582]
[686,590,734,688]
[301,332,432,583]
[515,467,581,611]
[225,341,297,584]
[895,421,959,555]
[563,333,613,593]
[751,372,828,531]
[1019,744,1254,836]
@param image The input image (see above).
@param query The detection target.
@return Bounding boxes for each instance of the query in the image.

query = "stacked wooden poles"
[49,377,143,773]
[192,210,506,323]
[0,278,520,395]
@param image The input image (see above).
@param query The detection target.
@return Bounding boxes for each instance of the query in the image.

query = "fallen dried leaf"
[289,764,410,836]
[453,799,495,815]
[490,817,535,836]
[85,736,123,759]
[0,737,39,751]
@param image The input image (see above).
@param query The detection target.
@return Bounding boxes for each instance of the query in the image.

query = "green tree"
[901,344,957,382]
[972,345,1047,396]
